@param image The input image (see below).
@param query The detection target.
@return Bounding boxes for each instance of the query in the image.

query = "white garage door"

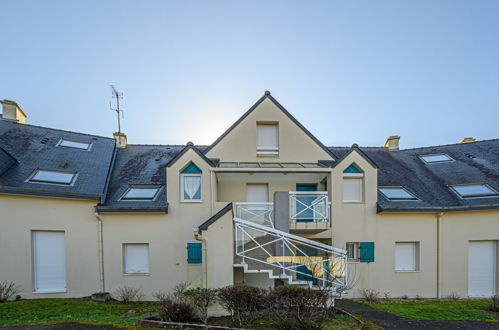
[468,241,496,297]
[33,231,67,293]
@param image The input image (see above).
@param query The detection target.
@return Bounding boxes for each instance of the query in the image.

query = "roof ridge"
[126,144,209,147]
[398,138,499,151]
[0,119,114,140]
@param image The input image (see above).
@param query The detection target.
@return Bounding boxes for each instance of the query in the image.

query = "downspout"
[95,212,106,293]
[194,229,208,288]
[436,212,444,298]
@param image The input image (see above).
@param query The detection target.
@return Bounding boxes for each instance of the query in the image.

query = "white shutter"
[469,241,496,297]
[124,244,150,274]
[33,231,66,292]
[395,242,417,271]
[257,124,278,150]
[246,184,269,202]
[343,178,362,202]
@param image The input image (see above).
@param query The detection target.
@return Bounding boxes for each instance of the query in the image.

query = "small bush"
[359,288,380,303]
[156,282,197,323]
[184,288,218,324]
[400,294,409,300]
[113,286,143,304]
[0,281,20,303]
[489,295,499,312]
[444,292,460,300]
[217,285,265,326]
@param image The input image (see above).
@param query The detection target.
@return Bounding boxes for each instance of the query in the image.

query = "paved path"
[336,299,499,330]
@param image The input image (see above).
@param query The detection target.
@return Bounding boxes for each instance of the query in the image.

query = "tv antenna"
[110,85,124,134]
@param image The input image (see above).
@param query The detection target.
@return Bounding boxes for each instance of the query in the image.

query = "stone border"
[138,317,245,329]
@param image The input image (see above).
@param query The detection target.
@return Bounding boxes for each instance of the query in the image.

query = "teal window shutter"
[181,163,202,174]
[344,164,363,174]
[359,242,375,262]
[187,243,202,264]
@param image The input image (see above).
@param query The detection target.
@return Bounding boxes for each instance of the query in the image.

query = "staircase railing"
[235,202,274,228]
[234,217,347,294]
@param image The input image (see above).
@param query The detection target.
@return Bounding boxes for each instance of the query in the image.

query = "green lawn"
[367,299,499,322]
[0,299,158,328]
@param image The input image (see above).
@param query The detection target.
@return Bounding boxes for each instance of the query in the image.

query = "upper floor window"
[121,186,161,201]
[57,139,91,150]
[28,169,76,185]
[180,162,202,202]
[379,187,418,201]
[343,163,364,203]
[450,184,498,199]
[419,154,453,164]
[257,123,278,156]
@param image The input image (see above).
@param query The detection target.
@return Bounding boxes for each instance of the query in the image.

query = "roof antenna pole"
[110,85,124,134]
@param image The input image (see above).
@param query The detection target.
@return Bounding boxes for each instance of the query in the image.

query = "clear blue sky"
[1,0,498,148]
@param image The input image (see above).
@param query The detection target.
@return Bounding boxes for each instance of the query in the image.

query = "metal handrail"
[235,202,274,228]
[289,191,330,223]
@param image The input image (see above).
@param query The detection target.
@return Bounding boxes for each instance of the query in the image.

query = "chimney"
[1,100,27,124]
[459,137,476,144]
[384,135,400,151]
[113,132,127,148]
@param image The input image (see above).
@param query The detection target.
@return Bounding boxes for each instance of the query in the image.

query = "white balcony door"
[469,241,496,297]
[33,231,66,293]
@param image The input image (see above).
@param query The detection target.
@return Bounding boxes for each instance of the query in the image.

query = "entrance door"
[296,184,317,222]
[33,231,66,293]
[469,241,496,297]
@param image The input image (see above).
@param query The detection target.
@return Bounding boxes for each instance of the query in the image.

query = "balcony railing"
[289,192,330,223]
[235,202,274,228]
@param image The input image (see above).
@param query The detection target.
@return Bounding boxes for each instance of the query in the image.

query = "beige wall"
[206,98,333,163]
[0,195,100,299]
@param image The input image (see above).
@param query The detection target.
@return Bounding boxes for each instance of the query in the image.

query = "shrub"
[444,292,460,300]
[359,288,380,303]
[183,288,218,324]
[113,285,143,304]
[217,285,265,326]
[155,282,197,323]
[489,295,499,312]
[0,281,20,303]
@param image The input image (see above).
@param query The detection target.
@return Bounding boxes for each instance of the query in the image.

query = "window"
[57,139,91,150]
[123,244,149,274]
[395,242,419,272]
[379,187,418,201]
[346,242,359,261]
[246,184,269,203]
[343,178,363,202]
[181,163,202,202]
[28,169,76,185]
[32,231,66,293]
[419,154,453,164]
[257,123,278,156]
[451,184,498,199]
[121,186,161,201]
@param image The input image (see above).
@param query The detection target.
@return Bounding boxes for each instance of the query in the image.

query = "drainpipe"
[436,212,444,298]
[194,229,208,288]
[94,212,106,292]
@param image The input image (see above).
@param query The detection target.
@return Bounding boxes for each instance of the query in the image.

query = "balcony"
[288,191,330,233]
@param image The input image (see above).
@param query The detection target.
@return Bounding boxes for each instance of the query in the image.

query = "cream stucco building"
[0,93,498,300]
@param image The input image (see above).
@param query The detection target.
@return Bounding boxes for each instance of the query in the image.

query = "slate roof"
[329,139,499,212]
[0,119,115,200]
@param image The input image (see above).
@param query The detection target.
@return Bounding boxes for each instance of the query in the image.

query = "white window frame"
[450,184,499,199]
[343,173,364,203]
[256,123,279,157]
[419,154,454,164]
[32,230,67,293]
[123,243,150,275]
[180,173,202,202]
[27,169,77,186]
[395,241,420,272]
[56,139,92,151]
[346,242,359,262]
[379,186,419,201]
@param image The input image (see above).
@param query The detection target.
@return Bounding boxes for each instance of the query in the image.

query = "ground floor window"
[32,231,67,293]
[346,242,359,261]
[395,242,419,272]
[123,244,150,274]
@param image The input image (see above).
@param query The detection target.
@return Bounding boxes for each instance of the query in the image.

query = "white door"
[33,231,67,293]
[468,241,496,297]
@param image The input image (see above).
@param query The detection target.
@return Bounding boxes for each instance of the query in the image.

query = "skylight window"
[379,187,418,201]
[29,169,76,185]
[451,184,498,199]
[419,154,453,164]
[57,139,91,150]
[121,186,161,201]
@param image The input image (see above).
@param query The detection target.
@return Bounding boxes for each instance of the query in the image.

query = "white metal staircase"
[234,203,348,295]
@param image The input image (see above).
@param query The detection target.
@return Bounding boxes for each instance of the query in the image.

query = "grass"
[0,299,159,328]
[0,298,362,329]
[366,299,499,322]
